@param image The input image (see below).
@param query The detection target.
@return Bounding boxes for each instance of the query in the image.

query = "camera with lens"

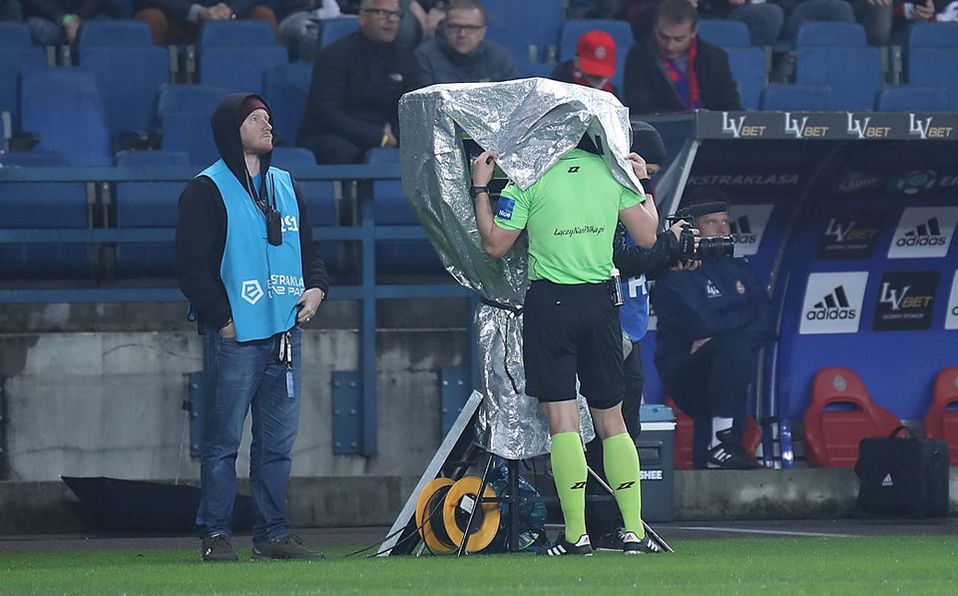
[666,200,735,260]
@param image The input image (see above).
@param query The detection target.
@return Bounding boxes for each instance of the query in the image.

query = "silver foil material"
[398,78,641,459]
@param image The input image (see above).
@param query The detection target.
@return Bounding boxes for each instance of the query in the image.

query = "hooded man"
[176,93,329,562]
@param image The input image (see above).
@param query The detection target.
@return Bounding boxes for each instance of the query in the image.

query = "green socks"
[603,432,645,538]
[550,431,588,540]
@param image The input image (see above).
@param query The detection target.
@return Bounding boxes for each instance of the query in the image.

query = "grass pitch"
[2,535,958,594]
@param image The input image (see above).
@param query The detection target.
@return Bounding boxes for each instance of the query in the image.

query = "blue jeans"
[196,327,301,544]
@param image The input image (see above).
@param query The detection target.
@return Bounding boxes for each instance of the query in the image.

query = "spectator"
[550,29,620,97]
[904,0,957,23]
[23,0,117,45]
[1,0,23,21]
[651,192,774,470]
[405,0,516,91]
[133,0,278,44]
[275,0,342,60]
[852,0,893,46]
[297,0,410,164]
[624,0,742,114]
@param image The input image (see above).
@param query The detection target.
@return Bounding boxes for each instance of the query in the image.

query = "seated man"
[624,0,742,114]
[134,0,277,44]
[651,192,774,469]
[298,0,410,164]
[550,29,619,97]
[24,0,118,45]
[405,0,517,90]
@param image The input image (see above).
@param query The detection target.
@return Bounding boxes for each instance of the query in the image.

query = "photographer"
[651,190,775,470]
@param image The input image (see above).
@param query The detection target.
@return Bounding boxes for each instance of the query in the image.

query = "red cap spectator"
[576,30,616,79]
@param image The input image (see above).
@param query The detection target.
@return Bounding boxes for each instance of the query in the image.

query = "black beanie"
[631,121,666,166]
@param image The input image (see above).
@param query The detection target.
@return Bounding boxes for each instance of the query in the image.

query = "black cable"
[345,484,451,558]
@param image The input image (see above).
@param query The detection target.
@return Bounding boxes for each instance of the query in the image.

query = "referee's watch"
[469,185,489,199]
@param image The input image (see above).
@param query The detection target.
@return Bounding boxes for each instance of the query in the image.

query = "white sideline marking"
[676,526,855,538]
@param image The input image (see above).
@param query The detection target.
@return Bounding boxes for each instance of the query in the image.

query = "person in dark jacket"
[23,0,116,45]
[404,0,516,91]
[176,93,329,562]
[651,192,774,470]
[550,29,620,98]
[623,0,742,114]
[297,0,409,164]
[133,0,277,44]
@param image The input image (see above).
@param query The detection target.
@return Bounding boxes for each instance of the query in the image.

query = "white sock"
[710,417,734,448]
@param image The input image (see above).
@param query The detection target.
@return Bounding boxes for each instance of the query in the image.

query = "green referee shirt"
[495,148,644,284]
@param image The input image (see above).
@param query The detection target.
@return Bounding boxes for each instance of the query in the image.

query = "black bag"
[855,426,950,518]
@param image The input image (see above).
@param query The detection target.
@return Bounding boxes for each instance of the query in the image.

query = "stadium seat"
[907,22,958,49]
[803,367,901,468]
[319,17,359,49]
[0,150,70,167]
[875,85,948,111]
[199,46,288,94]
[760,83,834,110]
[795,47,881,111]
[516,61,555,79]
[697,19,751,48]
[160,111,218,165]
[0,46,47,134]
[156,84,227,122]
[794,22,867,48]
[558,19,633,91]
[923,367,958,465]
[666,397,762,470]
[75,20,153,58]
[114,150,190,276]
[199,19,277,47]
[725,46,766,110]
[484,0,563,64]
[0,22,31,47]
[263,62,312,146]
[908,48,958,110]
[20,68,113,166]
[270,146,315,168]
[83,46,169,138]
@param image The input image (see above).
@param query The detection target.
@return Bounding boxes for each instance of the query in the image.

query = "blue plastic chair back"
[761,83,834,110]
[115,149,190,167]
[796,46,881,111]
[84,46,168,136]
[908,48,958,110]
[558,19,633,91]
[271,146,316,168]
[0,22,31,47]
[199,19,277,47]
[0,47,47,133]
[484,0,563,63]
[263,61,312,146]
[199,46,288,94]
[795,22,867,48]
[156,84,227,119]
[876,85,948,111]
[697,19,752,48]
[20,68,113,166]
[76,20,153,57]
[725,46,766,110]
[319,17,359,48]
[160,111,219,165]
[0,150,70,166]
[907,22,958,49]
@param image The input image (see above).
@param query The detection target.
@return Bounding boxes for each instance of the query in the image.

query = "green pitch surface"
[3,536,958,594]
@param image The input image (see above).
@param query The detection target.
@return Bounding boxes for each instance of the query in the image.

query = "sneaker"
[541,533,593,556]
[201,533,238,562]
[707,429,760,470]
[620,530,665,555]
[251,534,326,561]
[593,528,625,552]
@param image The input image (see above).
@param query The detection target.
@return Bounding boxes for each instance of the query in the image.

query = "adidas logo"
[806,286,857,320]
[882,473,893,487]
[730,215,757,244]
[706,280,721,298]
[896,217,946,247]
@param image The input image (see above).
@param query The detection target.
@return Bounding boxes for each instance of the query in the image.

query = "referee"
[471,135,661,555]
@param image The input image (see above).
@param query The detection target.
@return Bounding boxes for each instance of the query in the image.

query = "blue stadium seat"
[83,46,169,138]
[20,68,113,166]
[319,17,359,48]
[160,111,219,165]
[0,22,31,46]
[0,150,70,166]
[76,20,153,58]
[271,146,315,167]
[907,22,958,49]
[760,83,835,110]
[725,46,766,110]
[156,84,227,122]
[199,46,288,94]
[516,61,555,79]
[484,0,563,64]
[558,19,633,91]
[794,22,867,48]
[263,61,312,146]
[875,85,948,111]
[114,150,190,276]
[908,48,958,110]
[795,46,881,111]
[0,47,46,134]
[199,19,277,47]
[697,19,751,48]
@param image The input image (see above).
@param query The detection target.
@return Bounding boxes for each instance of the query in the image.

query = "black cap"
[631,121,665,166]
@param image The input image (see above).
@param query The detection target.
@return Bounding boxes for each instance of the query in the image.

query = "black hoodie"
[175,92,329,332]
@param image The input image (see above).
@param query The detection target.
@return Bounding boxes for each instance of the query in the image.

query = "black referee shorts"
[523,280,624,410]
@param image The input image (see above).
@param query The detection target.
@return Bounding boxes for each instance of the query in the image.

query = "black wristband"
[469,185,489,199]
